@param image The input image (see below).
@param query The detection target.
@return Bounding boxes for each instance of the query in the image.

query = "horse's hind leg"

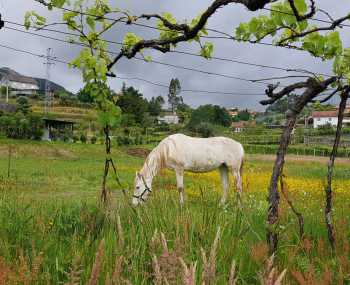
[176,169,184,205]
[219,165,229,205]
[232,168,243,194]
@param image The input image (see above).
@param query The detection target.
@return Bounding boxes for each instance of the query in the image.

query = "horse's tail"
[240,157,244,178]
[239,144,244,177]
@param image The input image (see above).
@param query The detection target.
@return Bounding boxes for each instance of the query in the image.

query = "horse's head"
[132,172,152,205]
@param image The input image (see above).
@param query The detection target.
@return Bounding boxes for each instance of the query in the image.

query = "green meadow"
[0,139,349,284]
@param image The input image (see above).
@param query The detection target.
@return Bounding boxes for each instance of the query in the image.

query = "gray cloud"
[1,0,349,110]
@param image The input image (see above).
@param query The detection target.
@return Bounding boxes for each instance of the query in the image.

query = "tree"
[312,101,335,111]
[177,103,192,124]
[265,95,298,114]
[116,85,148,125]
[168,78,182,113]
[148,96,165,116]
[77,86,94,104]
[77,82,115,104]
[188,104,231,130]
[236,109,251,121]
[16,96,31,115]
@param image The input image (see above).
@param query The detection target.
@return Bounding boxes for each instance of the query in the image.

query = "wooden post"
[7,145,12,178]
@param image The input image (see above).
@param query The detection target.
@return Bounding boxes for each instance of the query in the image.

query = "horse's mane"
[140,140,169,178]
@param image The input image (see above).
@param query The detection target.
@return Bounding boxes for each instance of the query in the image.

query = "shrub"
[73,135,79,143]
[196,122,215,138]
[16,96,31,115]
[155,123,170,132]
[90,136,97,144]
[0,113,43,139]
[317,123,335,135]
[80,134,87,143]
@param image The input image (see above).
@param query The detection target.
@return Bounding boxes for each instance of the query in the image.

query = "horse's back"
[159,134,244,172]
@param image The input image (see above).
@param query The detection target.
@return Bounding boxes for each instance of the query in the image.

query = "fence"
[244,144,350,158]
[304,136,350,147]
[231,134,304,145]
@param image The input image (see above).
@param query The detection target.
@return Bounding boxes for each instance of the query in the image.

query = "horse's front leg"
[175,169,184,205]
[219,165,229,205]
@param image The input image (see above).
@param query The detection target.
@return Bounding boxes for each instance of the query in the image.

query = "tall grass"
[0,188,349,284]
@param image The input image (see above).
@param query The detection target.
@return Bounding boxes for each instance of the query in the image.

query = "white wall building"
[312,111,350,128]
[0,68,39,96]
[157,114,180,125]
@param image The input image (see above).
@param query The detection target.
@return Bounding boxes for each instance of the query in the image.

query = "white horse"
[132,133,244,205]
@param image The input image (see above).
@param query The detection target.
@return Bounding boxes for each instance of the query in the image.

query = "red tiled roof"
[312,111,338,118]
[232,121,245,128]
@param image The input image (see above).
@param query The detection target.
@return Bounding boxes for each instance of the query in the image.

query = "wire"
[0,37,274,86]
[3,22,333,78]
[0,43,270,97]
[1,26,279,85]
[0,43,70,64]
[0,43,336,99]
[115,76,266,96]
[262,7,350,28]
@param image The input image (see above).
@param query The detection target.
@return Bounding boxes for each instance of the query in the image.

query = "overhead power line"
[0,42,269,97]
[0,43,69,64]
[262,7,350,28]
[0,43,336,99]
[115,76,266,96]
[0,40,272,86]
[3,21,333,78]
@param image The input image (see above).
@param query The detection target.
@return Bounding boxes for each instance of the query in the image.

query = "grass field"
[0,139,349,284]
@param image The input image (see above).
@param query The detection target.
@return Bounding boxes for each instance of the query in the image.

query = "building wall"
[0,79,39,95]
[157,115,179,124]
[313,117,337,128]
[313,116,350,128]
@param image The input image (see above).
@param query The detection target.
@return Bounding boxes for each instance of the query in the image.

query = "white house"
[157,114,180,125]
[312,110,350,128]
[0,68,39,96]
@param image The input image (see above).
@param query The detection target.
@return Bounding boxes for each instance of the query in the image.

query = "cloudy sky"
[0,0,349,110]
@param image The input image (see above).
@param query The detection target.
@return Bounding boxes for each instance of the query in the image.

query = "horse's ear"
[136,171,141,178]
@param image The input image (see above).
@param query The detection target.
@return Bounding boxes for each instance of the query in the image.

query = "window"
[317,118,320,121]
[328,118,332,121]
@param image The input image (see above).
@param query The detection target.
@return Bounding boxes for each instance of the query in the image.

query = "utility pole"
[0,14,4,101]
[44,48,54,114]
[0,13,4,30]
[6,80,8,103]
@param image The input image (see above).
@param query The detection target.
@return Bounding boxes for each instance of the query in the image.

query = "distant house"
[0,68,39,96]
[312,110,350,128]
[42,118,75,141]
[232,121,245,133]
[227,107,239,118]
[232,120,256,133]
[157,113,180,125]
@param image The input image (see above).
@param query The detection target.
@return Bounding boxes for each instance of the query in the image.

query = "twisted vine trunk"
[265,78,337,254]
[101,125,111,204]
[280,175,304,239]
[100,125,123,204]
[325,89,349,249]
[267,113,298,253]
